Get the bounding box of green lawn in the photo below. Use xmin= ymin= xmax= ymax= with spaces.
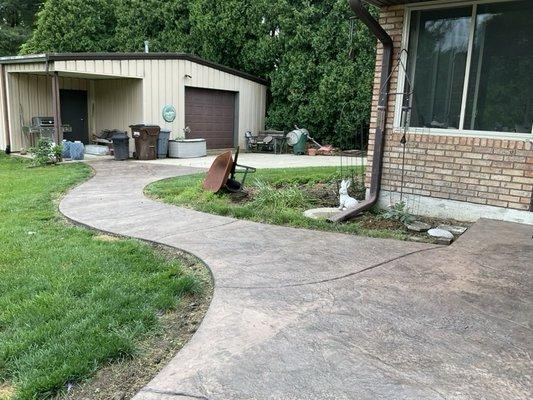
xmin=146 ymin=167 xmax=411 ymax=240
xmin=0 ymin=155 xmax=203 ymax=400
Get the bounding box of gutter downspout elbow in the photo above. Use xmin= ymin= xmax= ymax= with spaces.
xmin=329 ymin=0 xmax=393 ymax=223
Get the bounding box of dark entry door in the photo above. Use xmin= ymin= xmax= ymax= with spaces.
xmin=60 ymin=89 xmax=88 ymax=143
xmin=185 ymin=87 xmax=236 ymax=149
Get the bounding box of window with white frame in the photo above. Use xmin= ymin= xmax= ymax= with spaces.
xmin=403 ymin=0 xmax=532 ymax=135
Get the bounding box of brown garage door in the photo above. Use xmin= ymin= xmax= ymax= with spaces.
xmin=185 ymin=87 xmax=236 ymax=149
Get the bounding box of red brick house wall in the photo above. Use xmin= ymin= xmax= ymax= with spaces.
xmin=367 ymin=5 xmax=533 ymax=215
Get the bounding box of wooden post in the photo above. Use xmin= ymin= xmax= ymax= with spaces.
xmin=0 ymin=64 xmax=10 ymax=152
xmin=51 ymin=72 xmax=62 ymax=143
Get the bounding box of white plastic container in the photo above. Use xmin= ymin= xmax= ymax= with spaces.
xmin=168 ymin=139 xmax=207 ymax=158
xmin=84 ymin=144 xmax=110 ymax=156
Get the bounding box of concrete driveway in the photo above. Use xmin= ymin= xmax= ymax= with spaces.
xmin=59 ymin=160 xmax=532 ymax=400
xmin=136 ymin=152 xmax=366 ymax=169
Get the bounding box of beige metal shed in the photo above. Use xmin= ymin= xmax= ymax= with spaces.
xmin=0 ymin=53 xmax=268 ymax=152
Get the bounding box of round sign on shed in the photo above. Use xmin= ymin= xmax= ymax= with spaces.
xmin=162 ymin=104 xmax=176 ymax=122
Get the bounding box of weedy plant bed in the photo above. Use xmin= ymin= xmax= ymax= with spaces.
xmin=0 ymin=155 xmax=211 ymax=400
xmin=146 ymin=167 xmax=461 ymax=242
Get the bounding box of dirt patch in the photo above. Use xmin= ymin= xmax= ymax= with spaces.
xmin=93 ymin=234 xmax=120 ymax=242
xmin=0 ymin=383 xmax=15 ymax=400
xmin=57 ymin=246 xmax=213 ymax=400
xmin=304 ymin=182 xmax=339 ymax=206
xmin=357 ymin=214 xmax=404 ymax=230
xmin=232 ymin=180 xmax=364 ymax=208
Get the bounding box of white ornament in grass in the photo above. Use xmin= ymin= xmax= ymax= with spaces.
xmin=338 ymin=179 xmax=359 ymax=210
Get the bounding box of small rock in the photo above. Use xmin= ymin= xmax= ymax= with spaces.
xmin=437 ymin=224 xmax=467 ymax=235
xmin=428 ymin=228 xmax=454 ymax=240
xmin=405 ymin=220 xmax=431 ymax=232
xmin=435 ymin=237 xmax=453 ymax=245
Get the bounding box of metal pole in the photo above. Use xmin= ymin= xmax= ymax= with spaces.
xmin=0 ymin=64 xmax=11 ymax=153
xmin=51 ymin=72 xmax=62 ymax=143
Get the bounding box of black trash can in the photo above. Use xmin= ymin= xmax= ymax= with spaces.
xmin=111 ymin=131 xmax=130 ymax=161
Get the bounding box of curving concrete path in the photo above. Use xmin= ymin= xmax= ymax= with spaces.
xmin=60 ymin=159 xmax=532 ymax=400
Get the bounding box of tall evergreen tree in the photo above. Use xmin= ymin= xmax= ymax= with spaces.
xmin=21 ymin=0 xmax=118 ymax=53
xmin=186 ymin=0 xmax=282 ymax=77
xmin=266 ymin=0 xmax=376 ymax=147
xmin=20 ymin=0 xmax=376 ymax=147
xmin=0 ymin=0 xmax=41 ymax=55
xmin=113 ymin=0 xmax=191 ymax=52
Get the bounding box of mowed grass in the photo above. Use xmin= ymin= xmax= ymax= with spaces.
xmin=146 ymin=167 xmax=409 ymax=240
xmin=0 ymin=155 xmax=203 ymax=399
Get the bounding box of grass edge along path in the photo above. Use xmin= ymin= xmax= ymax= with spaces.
xmin=145 ymin=166 xmax=412 ymax=241
xmin=0 ymin=155 xmax=208 ymax=400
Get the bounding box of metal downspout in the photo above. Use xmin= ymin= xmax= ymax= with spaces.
xmin=329 ymin=0 xmax=393 ymax=222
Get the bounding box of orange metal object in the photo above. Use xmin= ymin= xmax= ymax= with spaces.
xmin=203 ymin=151 xmax=233 ymax=192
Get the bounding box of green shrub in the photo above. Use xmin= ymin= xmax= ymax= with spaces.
xmin=29 ymin=138 xmax=62 ymax=167
xmin=381 ymin=201 xmax=414 ymax=225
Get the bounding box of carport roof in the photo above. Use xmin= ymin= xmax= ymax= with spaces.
xmin=364 ymin=0 xmax=429 ymax=6
xmin=0 ymin=52 xmax=269 ymax=85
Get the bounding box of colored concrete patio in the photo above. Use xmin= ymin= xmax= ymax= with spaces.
xmin=59 ymin=160 xmax=532 ymax=400
xmin=138 ymin=152 xmax=366 ymax=169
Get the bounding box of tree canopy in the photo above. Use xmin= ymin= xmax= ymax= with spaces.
xmin=0 ymin=0 xmax=41 ymax=55
xmin=21 ymin=0 xmax=117 ymax=53
xmin=21 ymin=0 xmax=377 ymax=148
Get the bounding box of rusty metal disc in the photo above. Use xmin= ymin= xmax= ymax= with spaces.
xmin=203 ymin=151 xmax=233 ymax=192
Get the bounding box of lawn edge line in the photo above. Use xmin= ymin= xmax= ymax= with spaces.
xmin=54 ymin=163 xmax=216 ymax=398
xmin=142 ymin=172 xmax=429 ymax=244
xmin=52 ymin=161 xmax=97 ymax=214
xmin=59 ymin=208 xmax=217 ymax=388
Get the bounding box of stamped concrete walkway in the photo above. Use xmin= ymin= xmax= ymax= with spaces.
xmin=60 ymin=160 xmax=532 ymax=400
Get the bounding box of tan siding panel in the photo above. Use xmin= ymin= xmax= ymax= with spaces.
xmin=134 ymin=59 xmax=267 ymax=146
xmin=7 ymin=74 xmax=55 ymax=150
xmin=4 ymin=62 xmax=47 ymax=73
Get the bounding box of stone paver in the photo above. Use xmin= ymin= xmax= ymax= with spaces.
xmin=59 ymin=160 xmax=533 ymax=400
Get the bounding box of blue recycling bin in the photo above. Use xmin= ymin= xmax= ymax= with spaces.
xmin=61 ymin=140 xmax=72 ymax=159
xmin=70 ymin=141 xmax=84 ymax=160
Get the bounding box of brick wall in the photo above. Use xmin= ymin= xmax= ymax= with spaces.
xmin=367 ymin=6 xmax=533 ymax=212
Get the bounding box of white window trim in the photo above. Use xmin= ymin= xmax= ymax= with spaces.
xmin=393 ymin=0 xmax=533 ymax=140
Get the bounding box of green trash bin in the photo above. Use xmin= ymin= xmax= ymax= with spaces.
xmin=288 ymin=129 xmax=308 ymax=155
